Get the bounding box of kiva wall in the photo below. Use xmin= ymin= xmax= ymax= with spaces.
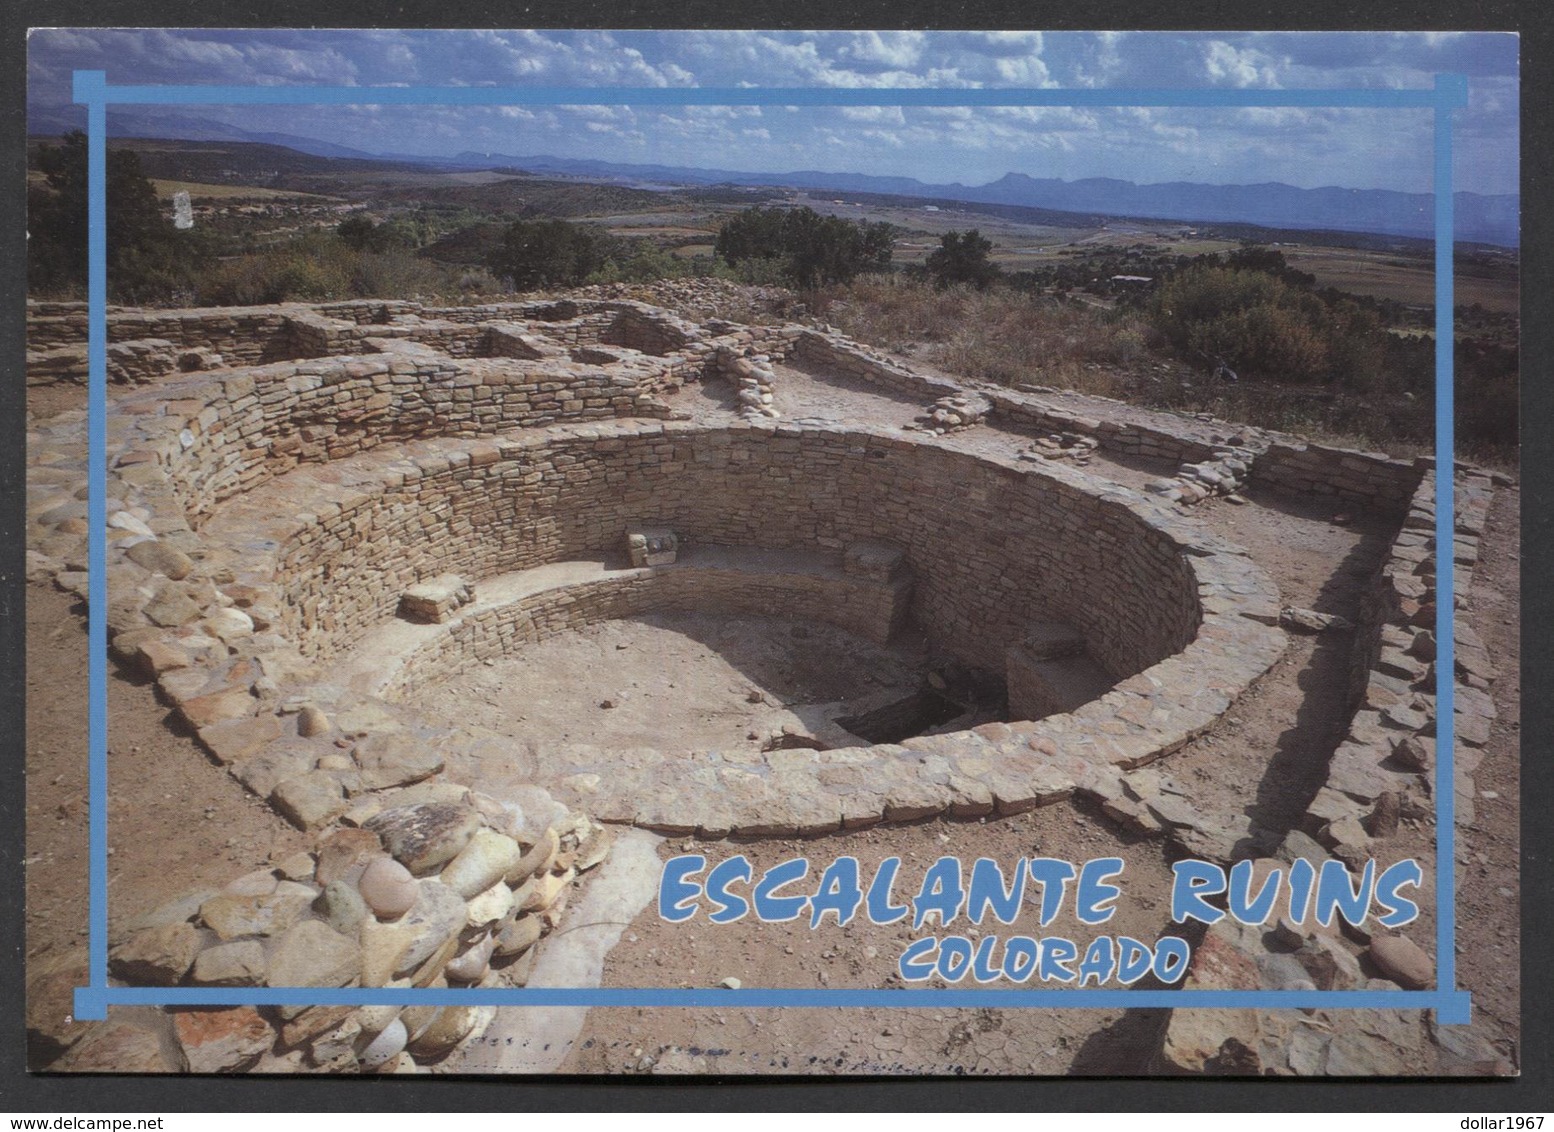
xmin=244 ymin=424 xmax=1202 ymax=681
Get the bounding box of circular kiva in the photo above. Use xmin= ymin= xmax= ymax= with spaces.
xmin=100 ymin=346 xmax=1284 ymax=836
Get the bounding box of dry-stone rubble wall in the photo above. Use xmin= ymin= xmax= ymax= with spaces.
xmin=1154 ymin=463 xmax=1503 ymax=1076
xmin=246 ymin=423 xmax=1205 ymax=672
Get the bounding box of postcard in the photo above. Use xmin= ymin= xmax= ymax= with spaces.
xmin=20 ymin=28 xmax=1523 ymax=1082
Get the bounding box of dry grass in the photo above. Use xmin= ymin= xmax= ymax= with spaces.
xmin=813 ymin=276 xmax=1152 ymax=399
xmin=1283 ymin=248 xmax=1519 ymax=315
xmin=808 ymin=276 xmax=1508 ymax=462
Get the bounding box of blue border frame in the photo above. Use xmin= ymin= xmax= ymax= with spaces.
xmin=68 ymin=69 xmax=1473 ymax=1026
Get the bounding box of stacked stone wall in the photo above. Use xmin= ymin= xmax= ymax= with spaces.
xmin=29 ymin=323 xmax=1287 ymax=841
xmin=1253 ymin=439 xmax=1421 ymax=508
xmin=31 ymin=306 xmax=298 ymax=363
xmin=789 ymin=331 xmax=962 ymax=400
xmin=1304 ymin=463 xmax=1498 ymax=856
xmin=1152 ymin=462 xmax=1500 ymax=1076
xmin=251 ymin=424 xmax=1202 ymax=679
xmin=314 ymin=300 xmax=418 ymax=324
xmin=775 ymin=325 xmax=1424 ymax=513
xmin=989 ymin=391 xmax=1222 ymax=465
xmin=26 ymin=296 xmax=1288 ymax=834
xmin=386 ymin=559 xmax=911 ymax=700
xmin=123 ymin=351 xmax=672 ymax=524
xmin=598 ymin=307 xmax=691 ymax=355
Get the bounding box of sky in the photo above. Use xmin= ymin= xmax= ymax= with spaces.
xmin=25 ymin=29 xmax=1521 ymax=196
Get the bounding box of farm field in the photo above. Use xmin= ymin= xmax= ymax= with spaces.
xmin=1282 ymin=245 xmax=1518 ymax=313
xmin=149 ymin=178 xmax=339 ymax=201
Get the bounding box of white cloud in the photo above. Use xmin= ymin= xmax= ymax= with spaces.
xmin=21 ymin=29 xmax=1519 ymax=195
xmin=840 ymin=32 xmax=925 ymax=69
xmin=840 ymin=106 xmax=906 ymax=125
xmin=855 ymin=127 xmax=907 ymax=148
xmin=992 ymin=55 xmax=1054 ymax=86
xmin=960 ymin=32 xmax=1044 ymax=57
xmin=1204 ymin=41 xmax=1281 ymax=88
xmin=242 ymin=42 xmax=359 ymax=84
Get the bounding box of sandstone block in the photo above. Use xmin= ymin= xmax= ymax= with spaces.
xmin=365 ymin=802 xmax=482 ymax=876
xmin=109 ymin=921 xmax=202 ymax=985
xmin=266 ymin=920 xmax=362 ymax=989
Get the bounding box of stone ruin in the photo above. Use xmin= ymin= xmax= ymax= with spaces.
xmin=24 ymin=290 xmax=1510 ymax=1075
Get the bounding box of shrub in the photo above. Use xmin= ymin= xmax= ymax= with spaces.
xmin=815 ymin=277 xmax=1145 ymax=395
xmin=714 ymin=206 xmax=893 ymax=289
xmin=336 ymin=214 xmax=382 ymax=252
xmin=196 ymin=237 xmax=351 ymax=304
xmin=925 ymin=230 xmax=1000 ymax=291
xmin=1149 ymin=264 xmax=1385 ymax=387
xmin=346 ymin=248 xmax=452 ymax=298
xmin=486 ymin=218 xmax=609 ymax=290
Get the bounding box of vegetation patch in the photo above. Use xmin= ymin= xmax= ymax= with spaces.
xmin=26 ymin=135 xmax=1517 ymax=461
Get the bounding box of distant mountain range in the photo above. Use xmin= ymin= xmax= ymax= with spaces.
xmin=28 ymin=105 xmax=1519 ymax=247
xmin=454 ymin=152 xmax=1519 ymax=248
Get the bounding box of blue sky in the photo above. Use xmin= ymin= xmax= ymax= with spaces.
xmin=26 ymin=30 xmax=1520 ymax=195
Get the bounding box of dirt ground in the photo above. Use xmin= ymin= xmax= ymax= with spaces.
xmin=413 ymin=612 xmax=929 ymax=755
xmin=563 ymin=804 xmax=1184 ymax=1075
xmin=22 ymin=352 xmax=1522 ymax=1076
xmin=24 ymin=583 xmax=313 ymax=1067
xmin=1453 ymin=484 xmax=1521 ymax=1039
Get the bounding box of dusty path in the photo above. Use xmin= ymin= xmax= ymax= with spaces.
xmin=562 ymin=802 xmax=1181 ymax=1076
xmin=24 ymin=582 xmax=311 ymax=1067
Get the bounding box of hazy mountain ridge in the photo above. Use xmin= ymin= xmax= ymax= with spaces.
xmin=457 ymin=152 xmax=1518 ymax=247
xmin=26 ymin=106 xmax=1518 ymax=247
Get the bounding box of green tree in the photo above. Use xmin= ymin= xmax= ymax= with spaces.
xmin=338 ymin=214 xmax=428 ymax=253
xmin=1224 ymin=244 xmax=1317 ymax=289
xmin=713 ymin=205 xmax=788 ymax=267
xmin=486 ymin=218 xmax=608 ymax=290
xmin=28 ymin=131 xmax=198 ymax=300
xmin=925 ymin=229 xmax=1000 ymax=290
xmin=714 ymin=205 xmax=894 ymax=289
xmin=336 ymin=214 xmax=384 ymax=252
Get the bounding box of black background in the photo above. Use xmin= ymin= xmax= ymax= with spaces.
xmin=1 ymin=0 xmax=1548 ymax=1113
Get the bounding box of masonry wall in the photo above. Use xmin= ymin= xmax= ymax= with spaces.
xmin=135 ymin=351 xmax=674 ymax=523
xmin=26 ymin=298 xmax=1430 ymax=518
xmin=788 ymin=331 xmax=959 ymax=400
xmin=784 ymin=329 xmax=1421 ymax=511
xmin=29 ymin=307 xmax=298 ymax=362
xmin=385 ymin=563 xmax=912 ymax=700
xmin=1252 ymin=439 xmax=1422 ymax=508
xmin=1346 ymin=473 xmax=1437 ymax=710
xmin=26 ymin=299 xmax=722 ymax=380
xmin=261 ymin=424 xmax=1203 ymax=682
xmin=989 ymin=392 xmax=1222 ymax=465
xmin=1299 ymin=462 xmax=1498 ymax=852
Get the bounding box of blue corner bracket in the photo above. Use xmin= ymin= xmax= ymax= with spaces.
xmin=69 ymin=69 xmax=1473 ymax=1026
